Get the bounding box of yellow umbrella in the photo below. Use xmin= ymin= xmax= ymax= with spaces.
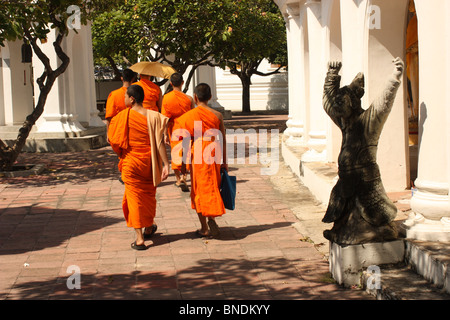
xmin=130 ymin=61 xmax=176 ymax=79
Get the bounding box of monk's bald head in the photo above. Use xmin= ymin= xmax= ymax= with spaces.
xmin=127 ymin=85 xmax=145 ymax=104
xmin=170 ymin=73 xmax=183 ymax=87
xmin=194 ymin=83 xmax=212 ymax=103
xmin=123 ymin=69 xmax=137 ymax=83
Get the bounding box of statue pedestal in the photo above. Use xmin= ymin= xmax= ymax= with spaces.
xmin=329 ymin=240 xmax=405 ymax=287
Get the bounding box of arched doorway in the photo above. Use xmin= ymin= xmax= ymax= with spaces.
xmin=406 ymin=0 xmax=419 ymax=184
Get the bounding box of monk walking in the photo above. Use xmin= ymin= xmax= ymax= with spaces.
xmin=161 ymin=73 xmax=195 ymax=191
xmin=105 ymin=68 xmax=137 ymax=141
xmin=173 ymin=83 xmax=227 ymax=237
xmin=109 ymin=85 xmax=170 ymax=250
xmin=134 ymin=74 xmax=162 ymax=112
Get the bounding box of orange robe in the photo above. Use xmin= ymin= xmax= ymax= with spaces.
xmin=134 ymin=79 xmax=161 ymax=112
xmin=105 ymin=87 xmax=127 ymax=120
xmin=161 ymin=90 xmax=192 ymax=171
xmin=108 ymin=108 xmax=156 ymax=228
xmin=173 ymin=106 xmax=225 ymax=217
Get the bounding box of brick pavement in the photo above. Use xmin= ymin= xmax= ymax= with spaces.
xmin=0 ymin=141 xmax=372 ymax=300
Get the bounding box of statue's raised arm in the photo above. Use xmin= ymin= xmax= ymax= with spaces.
xmin=323 ymin=61 xmax=343 ymax=126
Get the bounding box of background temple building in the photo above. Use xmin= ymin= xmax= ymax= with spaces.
xmin=275 ymin=0 xmax=450 ymax=242
xmin=0 ymin=23 xmax=105 ymax=152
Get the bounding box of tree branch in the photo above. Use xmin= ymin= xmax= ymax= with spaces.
xmin=254 ymin=64 xmax=284 ymax=77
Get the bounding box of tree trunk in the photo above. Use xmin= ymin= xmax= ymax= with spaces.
xmin=240 ymin=74 xmax=251 ymax=114
xmin=0 ymin=73 xmax=60 ymax=172
xmin=106 ymin=55 xmax=122 ymax=80
xmin=0 ymin=31 xmax=70 ymax=172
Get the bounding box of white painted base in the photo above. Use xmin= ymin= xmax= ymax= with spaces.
xmin=281 ymin=139 xmax=335 ymax=205
xmin=402 ymin=212 xmax=450 ymax=241
xmin=301 ymin=148 xmax=327 ymax=162
xmin=284 ymin=135 xmax=304 ymax=147
xmin=329 ymin=240 xmax=405 ymax=287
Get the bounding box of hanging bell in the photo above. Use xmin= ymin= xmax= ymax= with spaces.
xmin=21 ymin=42 xmax=32 ymax=63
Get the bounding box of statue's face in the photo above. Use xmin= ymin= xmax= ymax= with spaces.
xmin=334 ymin=94 xmax=353 ymax=118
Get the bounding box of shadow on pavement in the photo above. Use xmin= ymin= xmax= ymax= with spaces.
xmin=0 ymin=148 xmax=121 ymax=188
xmin=5 ymin=256 xmax=360 ymax=300
xmin=0 ymin=205 xmax=122 ymax=255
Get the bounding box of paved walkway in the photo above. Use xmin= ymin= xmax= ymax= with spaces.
xmin=0 ymin=116 xmax=373 ymax=301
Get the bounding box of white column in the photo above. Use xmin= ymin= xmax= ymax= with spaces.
xmin=195 ymin=65 xmax=222 ymax=110
xmin=322 ymin=0 xmax=343 ymax=162
xmin=365 ymin=0 xmax=410 ymax=191
xmin=339 ymin=0 xmax=368 ymax=86
xmin=303 ymin=0 xmax=327 ymax=161
xmin=283 ymin=3 xmax=305 ymax=146
xmin=404 ymin=0 xmax=450 ymax=241
xmin=62 ymin=31 xmax=86 ymax=136
xmin=34 ymin=32 xmax=68 ymax=137
xmin=84 ymin=22 xmax=105 ymax=127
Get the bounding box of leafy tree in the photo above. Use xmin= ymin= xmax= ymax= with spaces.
xmin=0 ymin=0 xmax=115 ymax=171
xmin=91 ymin=0 xmax=287 ymax=111
xmin=138 ymin=0 xmax=233 ymax=90
xmin=92 ymin=0 xmax=233 ymax=90
xmin=91 ymin=0 xmax=142 ymax=79
xmin=213 ymin=0 xmax=287 ymax=113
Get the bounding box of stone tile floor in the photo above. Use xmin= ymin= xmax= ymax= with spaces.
xmin=0 ymin=146 xmax=372 ymax=301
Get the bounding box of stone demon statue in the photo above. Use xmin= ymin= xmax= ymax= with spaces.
xmin=322 ymin=58 xmax=404 ymax=245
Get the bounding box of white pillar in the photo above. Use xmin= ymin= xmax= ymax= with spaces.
xmin=404 ymin=0 xmax=450 ymax=241
xmin=283 ymin=3 xmax=305 ymax=146
xmin=322 ymin=0 xmax=343 ymax=162
xmin=366 ymin=0 xmax=410 ymax=191
xmin=84 ymin=22 xmax=104 ymax=127
xmin=33 ymin=30 xmax=79 ymax=137
xmin=303 ymin=0 xmax=327 ymax=161
xmin=195 ymin=65 xmax=222 ymax=110
xmin=339 ymin=0 xmax=368 ymax=86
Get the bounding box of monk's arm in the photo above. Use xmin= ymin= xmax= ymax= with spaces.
xmin=157 ymin=91 xmax=163 ymax=112
xmin=159 ymin=122 xmax=170 ymax=181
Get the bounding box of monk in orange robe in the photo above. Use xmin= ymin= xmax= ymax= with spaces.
xmin=105 ymin=69 xmax=137 ymax=142
xmin=109 ymin=85 xmax=170 ymax=250
xmin=173 ymin=83 xmax=228 ymax=237
xmin=134 ymin=74 xmax=162 ymax=112
xmin=161 ymin=72 xmax=194 ymax=190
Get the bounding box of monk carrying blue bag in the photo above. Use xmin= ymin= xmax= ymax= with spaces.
xmin=220 ymin=168 xmax=236 ymax=210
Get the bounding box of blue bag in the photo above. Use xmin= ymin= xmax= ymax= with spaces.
xmin=220 ymin=168 xmax=236 ymax=210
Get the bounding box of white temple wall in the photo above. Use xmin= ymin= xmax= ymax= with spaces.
xmin=366 ymin=0 xmax=410 ymax=191
xmin=215 ymin=59 xmax=288 ymax=112
xmin=0 ymin=41 xmax=34 ymax=126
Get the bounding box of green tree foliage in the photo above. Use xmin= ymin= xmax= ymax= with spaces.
xmin=92 ymin=0 xmax=287 ymax=111
xmin=0 ymin=0 xmax=115 ymax=171
xmin=91 ymin=0 xmax=142 ymax=79
xmin=93 ymin=0 xmax=233 ymax=89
